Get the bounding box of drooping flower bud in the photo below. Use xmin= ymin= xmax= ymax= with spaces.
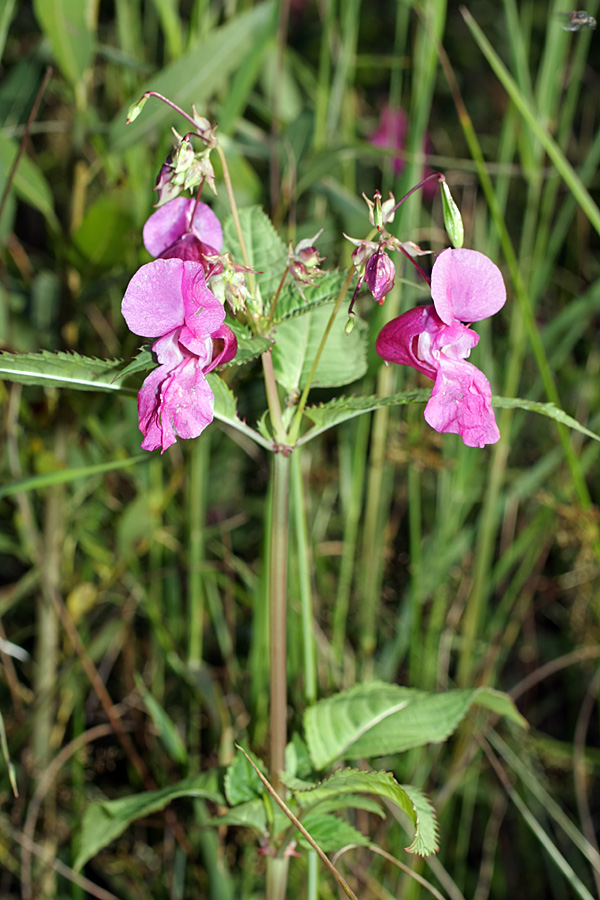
xmin=440 ymin=178 xmax=464 ymax=249
xmin=365 ymin=251 xmax=395 ymax=304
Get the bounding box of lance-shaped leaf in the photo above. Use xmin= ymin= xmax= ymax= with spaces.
xmin=0 ymin=351 xmax=130 ymax=392
xmin=304 ymin=681 xmax=527 ymax=771
xmin=290 ymin=767 xmax=438 ymax=856
xmin=75 ymin=772 xmax=224 ymax=871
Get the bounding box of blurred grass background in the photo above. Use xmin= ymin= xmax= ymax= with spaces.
xmin=1 ymin=1 xmax=600 ymax=898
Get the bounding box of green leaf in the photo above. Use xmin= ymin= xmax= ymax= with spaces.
xmin=32 ymin=0 xmax=94 ymax=87
xmin=0 ymin=132 xmax=58 ymax=228
xmin=0 ymin=455 xmax=148 ymax=501
xmin=208 ymin=798 xmax=267 ymax=833
xmin=301 ymin=389 xmax=430 ymax=440
xmin=291 ymin=767 xmax=438 ymax=856
xmin=274 ymin=270 xmax=350 ymax=322
xmin=224 ymin=747 xmax=265 ymax=806
xmin=300 ymin=391 xmax=600 ymax=445
xmin=71 ymin=189 xmax=136 ymax=268
xmin=0 ymin=0 xmax=17 ymax=63
xmin=109 ymin=3 xmax=276 ymax=151
xmin=284 ymin=733 xmax=313 ymax=780
xmin=297 ymin=811 xmax=369 ymax=853
xmin=0 ymin=351 xmax=130 ymax=392
xmin=111 ymin=347 xmax=155 ymax=383
xmin=223 ymin=206 xmax=287 ymax=304
xmin=271 ymin=302 xmax=367 ymax=392
xmin=226 ymin=319 xmax=272 ymax=366
xmin=134 ymin=674 xmax=188 ymax=766
xmin=75 ymin=772 xmax=224 ymax=871
xmin=491 ymin=395 xmax=600 ymax=442
xmin=304 ymin=682 xmax=527 ymax=771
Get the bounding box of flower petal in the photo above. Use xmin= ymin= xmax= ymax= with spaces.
xmin=375 ymin=306 xmax=439 ymax=379
xmin=424 ymin=356 xmax=500 ymax=448
xmin=122 ymin=259 xmax=187 ymax=337
xmin=431 ymin=248 xmax=506 ymax=325
xmin=138 ymin=358 xmax=215 ymax=453
xmin=143 ymin=197 xmax=223 ymax=258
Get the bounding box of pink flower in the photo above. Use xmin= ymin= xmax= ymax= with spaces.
xmin=376 ymin=248 xmax=506 ymax=448
xmin=122 ymin=258 xmax=237 ymax=452
xmin=370 ymin=106 xmax=436 ymax=198
xmin=143 ymin=196 xmax=223 ymax=265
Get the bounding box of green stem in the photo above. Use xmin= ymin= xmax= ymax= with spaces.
xmin=288 ymin=268 xmax=355 ymax=444
xmin=268 ymin=451 xmax=291 ymax=798
xmin=291 ymin=449 xmax=316 ymax=704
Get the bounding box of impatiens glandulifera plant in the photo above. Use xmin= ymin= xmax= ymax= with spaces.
xmin=8 ymin=89 xmax=600 ymax=900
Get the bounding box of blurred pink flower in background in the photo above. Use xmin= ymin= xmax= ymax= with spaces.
xmin=370 ymin=106 xmax=437 ymax=198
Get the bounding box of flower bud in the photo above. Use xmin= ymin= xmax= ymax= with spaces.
xmin=440 ymin=179 xmax=464 ymax=249
xmin=365 ymin=251 xmax=395 ymax=304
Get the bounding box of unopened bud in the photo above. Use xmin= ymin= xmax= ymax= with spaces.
xmin=365 ymin=251 xmax=395 ymax=304
xmin=345 ymin=313 xmax=356 ymax=335
xmin=440 ymin=179 xmax=464 ymax=249
xmin=126 ymin=94 xmax=149 ymax=124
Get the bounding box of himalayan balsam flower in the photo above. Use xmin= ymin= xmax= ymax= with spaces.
xmin=122 ymin=258 xmax=237 ymax=453
xmin=143 ymin=196 xmax=223 ymax=264
xmin=376 ymin=248 xmax=506 ymax=448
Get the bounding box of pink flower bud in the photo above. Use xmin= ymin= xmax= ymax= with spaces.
xmin=365 ymin=251 xmax=395 ymax=304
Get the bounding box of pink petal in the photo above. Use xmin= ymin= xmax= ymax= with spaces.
xmin=424 ymin=357 xmax=500 ymax=448
xmin=205 ymin=323 xmax=238 ymax=372
xmin=143 ymin=197 xmax=223 ymax=258
xmin=138 ymin=358 xmax=215 ymax=453
xmin=122 ymin=259 xmax=187 ymax=337
xmin=180 ymin=264 xmax=225 ymax=342
xmin=431 ymin=248 xmax=506 ymax=325
xmin=375 ymin=306 xmax=439 ymax=379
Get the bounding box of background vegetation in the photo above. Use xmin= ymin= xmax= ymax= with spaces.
xmin=1 ymin=1 xmax=599 ymax=898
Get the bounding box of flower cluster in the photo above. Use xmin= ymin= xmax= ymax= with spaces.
xmin=376 ymin=248 xmax=506 ymax=448
xmin=122 ymin=192 xmax=237 ymax=452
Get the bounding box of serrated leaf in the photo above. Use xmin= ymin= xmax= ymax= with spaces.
xmin=491 ymin=395 xmax=600 ymax=442
xmin=226 ymin=319 xmax=272 ymax=366
xmin=33 ymin=0 xmax=94 ymax=87
xmin=271 ymin=302 xmax=367 ymax=392
xmin=290 ymin=767 xmax=437 ymax=856
xmin=301 ymin=389 xmax=430 ymax=439
xmin=297 ymin=812 xmax=369 ymax=853
xmin=75 ymin=772 xmax=224 ymax=871
xmin=284 ymin=733 xmax=313 ymax=780
xmin=224 ymin=747 xmax=265 ymax=806
xmin=208 ymin=798 xmax=267 ymax=833
xmin=301 ymin=391 xmax=600 ymax=445
xmin=223 ymin=206 xmax=287 ymax=303
xmin=304 ymin=682 xmax=527 ymax=771
xmin=274 ymin=270 xmax=349 ymax=322
xmin=0 ymin=132 xmax=58 ymax=227
xmin=0 ymin=351 xmax=130 ymax=392
xmin=110 ymin=3 xmax=275 ymax=151
xmin=402 ymin=786 xmax=439 ymax=855
xmin=112 ymin=347 xmax=155 ymax=383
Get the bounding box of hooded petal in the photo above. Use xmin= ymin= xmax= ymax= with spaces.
xmin=138 ymin=357 xmax=215 ymax=453
xmin=424 ymin=356 xmax=500 ymax=448
xmin=431 ymin=248 xmax=506 ymax=325
xmin=376 ymin=305 xmax=439 ymax=379
xmin=143 ymin=197 xmax=223 ymax=258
